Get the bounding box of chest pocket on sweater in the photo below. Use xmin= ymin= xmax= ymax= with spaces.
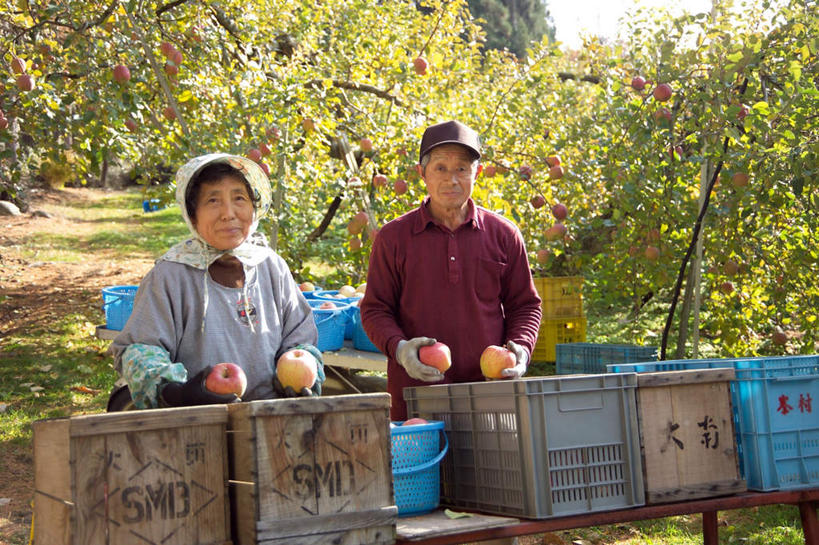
xmin=475 ymin=258 xmax=506 ymax=303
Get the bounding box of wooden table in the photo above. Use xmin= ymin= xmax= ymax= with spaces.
xmin=395 ymin=489 xmax=819 ymax=544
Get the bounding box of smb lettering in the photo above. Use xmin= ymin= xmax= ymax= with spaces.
xmin=293 ymin=460 xmax=357 ymax=499
xmin=121 ymin=481 xmax=191 ymax=523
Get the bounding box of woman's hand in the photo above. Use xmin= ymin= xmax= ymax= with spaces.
xmin=159 ymin=367 xmax=240 ymax=407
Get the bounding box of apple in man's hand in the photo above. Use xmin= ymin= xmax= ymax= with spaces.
xmin=205 ymin=363 xmax=247 ymax=397
xmin=419 ymin=342 xmax=452 ymax=372
xmin=276 ymin=349 xmax=319 ymax=391
xmin=480 ymin=345 xmax=516 ymax=379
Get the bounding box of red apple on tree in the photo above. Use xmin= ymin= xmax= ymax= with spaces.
xmin=259 ymin=162 xmax=270 ymax=176
xmin=737 ymin=104 xmax=750 ymax=120
xmin=349 ymin=237 xmax=362 ymax=251
xmin=373 ymin=173 xmax=388 ymax=188
xmin=162 ymin=106 xmax=176 ymax=121
xmin=205 ymin=362 xmax=248 ymax=397
xmin=772 ymin=327 xmax=787 ymax=346
xmin=393 ymin=178 xmax=408 ymax=195
xmin=519 ymin=164 xmax=533 ymax=180
xmin=654 ymin=108 xmax=672 ymax=124
xmin=631 ymin=76 xmax=646 ymax=91
xmin=548 ymin=165 xmax=564 ymax=180
xmin=302 ymin=117 xmax=315 ymax=132
xmin=731 ymin=172 xmax=749 ymax=188
xmin=267 ymin=126 xmax=281 ymax=140
xmin=551 ymin=202 xmax=568 ymax=220
xmin=530 ymin=195 xmax=546 ymax=209
xmin=164 ymin=62 xmax=178 ymax=77
xmin=259 ymin=143 xmax=272 ymax=156
xmin=413 ymin=56 xmax=428 ymax=75
xmin=124 ymin=118 xmax=138 ymax=133
xmin=544 ymin=222 xmax=567 ymax=241
xmin=0 ymin=117 xmax=8 ymax=130
xmin=112 ymin=64 xmax=131 ymax=84
xmin=645 ymin=245 xmax=660 ymax=261
xmin=653 ymin=83 xmax=672 ymax=102
xmin=247 ymin=148 xmax=263 ymax=163
xmin=16 ymin=74 xmax=34 ymax=92
xmin=359 ymin=137 xmax=373 ymax=152
xmin=11 ymin=57 xmax=26 ymax=75
xmin=723 ymin=259 xmax=739 ymax=276
xmin=169 ymin=49 xmax=183 ymax=66
xmin=480 ymin=345 xmax=516 ymax=379
xmin=546 ymin=155 xmax=561 ymax=167
xmin=276 ymin=349 xmax=319 ymax=391
xmin=535 ymin=248 xmax=550 ymax=264
xmin=419 ymin=341 xmax=452 ymax=372
xmin=720 ymin=281 xmax=735 ymax=295
xmin=483 ymin=165 xmax=497 ymax=177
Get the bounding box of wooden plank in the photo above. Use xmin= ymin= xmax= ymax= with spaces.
xmin=70 ymin=418 xmax=229 ymax=545
xmin=323 ymin=344 xmax=387 ymax=373
xmin=245 ymin=393 xmax=390 ymax=417
xmin=636 ymin=368 xmax=735 ymax=388
xmin=69 ymin=405 xmax=228 ymax=436
xmin=646 ymin=480 xmax=747 ymax=504
xmin=228 ymin=403 xmax=259 ymax=545
xmin=396 ymin=509 xmax=519 ymax=541
xmin=33 ymin=419 xmax=73 ymax=545
xmin=799 ymin=500 xmax=818 ymax=545
xmin=256 ymin=506 xmax=397 ymax=539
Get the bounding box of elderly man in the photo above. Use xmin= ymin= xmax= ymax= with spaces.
xmin=360 ymin=120 xmax=542 ymax=420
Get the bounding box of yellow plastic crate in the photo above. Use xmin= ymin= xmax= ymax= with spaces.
xmin=533 ymin=276 xmax=584 ymax=319
xmin=532 ymin=316 xmax=587 ymax=362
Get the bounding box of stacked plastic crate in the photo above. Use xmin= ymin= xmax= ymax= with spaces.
xmin=532 ymin=276 xmax=586 ymax=362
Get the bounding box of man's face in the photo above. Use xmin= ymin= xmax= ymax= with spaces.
xmin=417 ymin=144 xmax=481 ymax=211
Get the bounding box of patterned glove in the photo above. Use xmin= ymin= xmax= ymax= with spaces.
xmin=501 ymin=340 xmax=528 ymax=379
xmin=273 ymin=344 xmax=326 ymax=397
xmin=396 ymin=337 xmax=444 ymax=382
xmin=159 ymin=367 xmax=239 ymax=407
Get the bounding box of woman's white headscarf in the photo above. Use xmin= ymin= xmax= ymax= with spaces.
xmin=160 ymin=153 xmax=274 ymax=332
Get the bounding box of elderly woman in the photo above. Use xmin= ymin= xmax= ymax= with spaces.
xmin=111 ymin=153 xmax=323 ymax=408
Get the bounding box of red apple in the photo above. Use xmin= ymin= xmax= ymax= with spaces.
xmin=418 ymin=341 xmax=452 ymax=372
xmin=548 ymin=165 xmax=564 ymax=180
xmin=124 ymin=118 xmax=138 ymax=133
xmin=413 ymin=56 xmax=428 ymax=75
xmin=536 ymin=248 xmax=550 ymax=264
xmin=0 ymin=117 xmax=8 ymax=130
xmin=720 ymin=281 xmax=734 ymax=295
xmin=519 ymin=164 xmax=533 ymax=180
xmin=546 ymin=155 xmax=561 ymax=167
xmin=551 ymin=203 xmax=568 ymax=220
xmin=483 ymin=165 xmax=497 ymax=177
xmin=163 ymin=62 xmax=178 ymax=77
xmin=267 ymin=126 xmax=281 ymax=140
xmin=353 ymin=211 xmax=369 ymax=224
xmin=403 ymin=418 xmax=429 ymax=426
xmin=16 ymin=74 xmax=34 ymax=92
xmin=647 ymin=228 xmax=661 ymax=242
xmin=349 ymin=236 xmax=362 ymax=251
xmin=319 ymin=301 xmax=337 ymax=309
xmin=772 ymin=327 xmax=787 ymax=346
xmin=247 ymin=148 xmax=263 ymax=163
xmin=653 ymin=83 xmax=672 ymax=102
xmin=259 ymin=142 xmax=272 ymax=156
xmin=276 ymin=349 xmax=318 ymax=391
xmin=530 ymin=195 xmax=546 ymax=209
xmin=169 ymin=49 xmax=183 ymax=66
xmin=162 ymin=106 xmax=176 ymax=121
xmin=302 ymin=117 xmax=315 ymax=132
xmin=393 ymin=178 xmax=408 ymax=195
xmin=160 ymin=41 xmax=174 ymax=57
xmin=654 ymin=108 xmax=672 ymax=124
xmin=737 ymin=104 xmax=750 ymax=121
xmin=259 ymin=162 xmax=270 ymax=176
xmin=645 ymin=245 xmax=660 ymax=261
xmin=479 ymin=345 xmax=516 ymax=379
xmin=205 ymin=362 xmax=247 ymax=397
xmin=299 ymin=281 xmax=315 ymax=291
xmin=731 ymin=172 xmax=749 ymax=188
xmin=723 ymin=259 xmax=739 ymax=276
xmin=11 ymin=57 xmax=26 ymax=75
xmin=347 ymin=219 xmax=365 ymax=235
xmin=112 ymin=64 xmax=131 ymax=84
xmin=544 ymin=223 xmax=567 ymax=241
xmin=631 ymin=76 xmax=646 ymax=91
xmin=373 ymin=174 xmax=388 ymax=188
xmin=360 ymin=137 xmax=373 ymax=152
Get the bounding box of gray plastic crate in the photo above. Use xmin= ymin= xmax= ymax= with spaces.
xmin=404 ymin=374 xmax=645 ymax=518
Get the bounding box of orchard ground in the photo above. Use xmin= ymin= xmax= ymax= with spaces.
xmin=0 ymin=187 xmax=807 ymax=545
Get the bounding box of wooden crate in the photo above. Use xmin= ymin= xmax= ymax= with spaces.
xmin=228 ymin=394 xmax=396 ymax=544
xmin=636 ymin=369 xmax=746 ymax=504
xmin=33 ymin=406 xmax=231 ymax=545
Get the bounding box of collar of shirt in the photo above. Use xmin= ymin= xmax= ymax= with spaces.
xmin=413 ymin=197 xmax=484 ymax=234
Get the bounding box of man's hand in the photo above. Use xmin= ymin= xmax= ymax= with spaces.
xmin=501 ymin=340 xmax=528 ymax=379
xmin=396 ymin=337 xmax=444 ymax=382
xmin=160 ymin=367 xmax=240 ymax=407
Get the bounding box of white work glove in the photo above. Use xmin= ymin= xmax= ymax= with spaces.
xmin=396 ymin=337 xmax=445 ymax=382
xmin=502 ymin=340 xmax=528 ymax=379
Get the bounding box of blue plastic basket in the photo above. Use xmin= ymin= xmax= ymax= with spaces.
xmin=608 ymin=355 xmax=819 ymax=491
xmin=312 ymin=290 xmax=363 ymax=339
xmin=391 ymin=420 xmax=449 ymax=516
xmin=101 ymin=285 xmax=138 ymax=330
xmin=350 ymin=305 xmax=380 ymax=353
xmin=142 ymin=198 xmax=164 ymax=212
xmin=307 ymin=299 xmax=349 ymax=351
xmin=556 ymin=342 xmax=658 ymax=374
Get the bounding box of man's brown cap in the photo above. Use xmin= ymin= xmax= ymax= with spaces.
xmin=418 ymin=120 xmax=481 ymax=163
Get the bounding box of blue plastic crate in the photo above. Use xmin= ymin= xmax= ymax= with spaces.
xmin=142 ymin=198 xmax=164 ymax=212
xmin=312 ymin=290 xmax=363 ymax=339
xmin=101 ymin=285 xmax=138 ymax=330
xmin=556 ymin=343 xmax=658 ymax=374
xmin=350 ymin=305 xmax=380 ymax=353
xmin=307 ymin=299 xmax=350 ymax=351
xmin=608 ymin=355 xmax=819 ymax=491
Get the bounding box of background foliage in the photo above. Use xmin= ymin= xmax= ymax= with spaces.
xmin=1 ymin=0 xmax=817 ymax=358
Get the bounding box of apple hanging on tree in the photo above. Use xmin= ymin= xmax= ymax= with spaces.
xmin=645 ymin=245 xmax=660 ymax=261
xmin=393 ymin=179 xmax=408 ymax=195
xmin=544 ymin=222 xmax=567 ymax=241
xmin=162 ymin=106 xmax=176 ymax=121
xmin=653 ymin=83 xmax=673 ymax=102
xmin=483 ymin=165 xmax=497 ymax=177
xmin=631 ymin=76 xmax=646 ymax=91
xmin=551 ymin=202 xmax=568 ymax=220
xmin=11 ymin=57 xmax=26 ymax=75
xmin=535 ymin=248 xmax=550 ymax=264
xmin=124 ymin=118 xmax=138 ymax=133
xmin=373 ymin=174 xmax=388 ymax=188
xmin=413 ymin=56 xmax=428 ymax=75
xmin=112 ymin=64 xmax=131 ymax=84
xmin=548 ymin=165 xmax=564 ymax=180
xmin=16 ymin=74 xmax=34 ymax=92
xmin=360 ymin=137 xmax=373 ymax=152
xmin=349 ymin=236 xmax=362 ymax=251
xmin=530 ymin=195 xmax=546 ymax=209
xmin=247 ymin=148 xmax=263 ymax=163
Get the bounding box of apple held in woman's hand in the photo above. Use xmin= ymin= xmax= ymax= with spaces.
xmin=276 ymin=349 xmax=318 ymax=391
xmin=205 ymin=363 xmax=248 ymax=397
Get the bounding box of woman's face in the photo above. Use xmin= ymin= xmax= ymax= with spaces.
xmin=192 ymin=176 xmax=255 ymax=250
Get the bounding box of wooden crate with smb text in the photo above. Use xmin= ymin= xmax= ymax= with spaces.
xmin=32 ymin=406 xmax=231 ymax=545
xmin=227 ymin=394 xmax=396 ymax=545
xmin=636 ymin=369 xmax=746 ymax=504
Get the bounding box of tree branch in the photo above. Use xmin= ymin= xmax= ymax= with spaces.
xmin=305 ymin=196 xmax=342 ymax=243
xmin=156 ymin=0 xmax=191 ymax=17
xmin=305 ymin=79 xmax=405 ymax=107
xmin=556 ymin=71 xmax=601 ymax=84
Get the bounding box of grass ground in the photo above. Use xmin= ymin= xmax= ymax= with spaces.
xmin=0 ymin=186 xmax=809 ymax=544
